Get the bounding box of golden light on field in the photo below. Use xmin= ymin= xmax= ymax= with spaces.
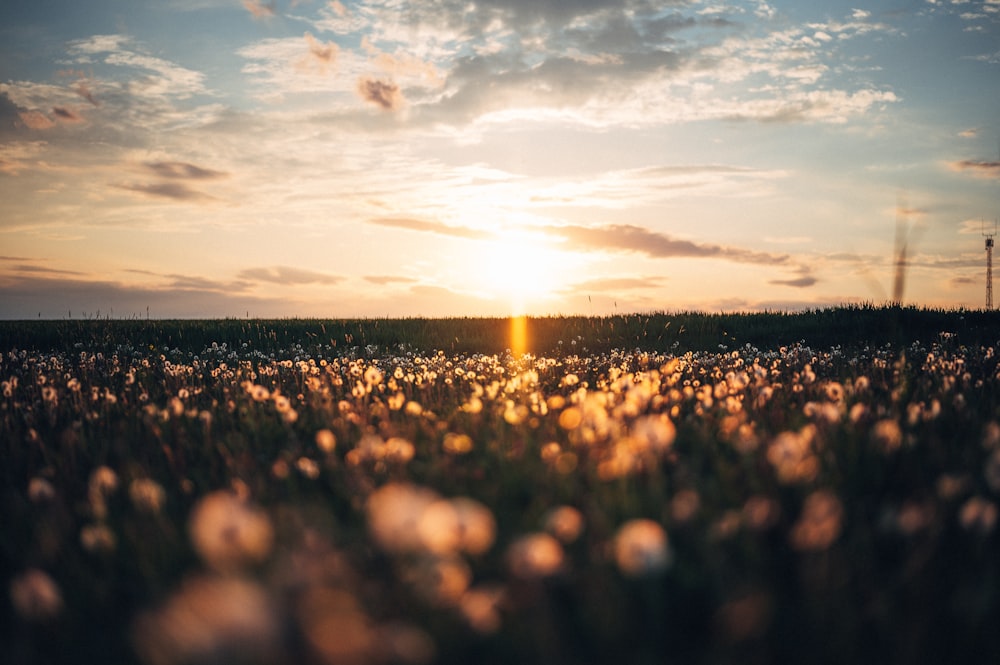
xmin=510 ymin=315 xmax=528 ymax=357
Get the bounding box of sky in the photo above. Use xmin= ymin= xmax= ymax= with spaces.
xmin=1 ymin=0 xmax=999 ymax=319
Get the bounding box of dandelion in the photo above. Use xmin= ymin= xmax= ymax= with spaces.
xmin=558 ymin=406 xmax=583 ymax=431
xmin=506 ymin=533 xmax=564 ymax=579
xmin=613 ymin=519 xmax=671 ymax=577
xmin=188 ymin=490 xmax=274 ymax=572
xmin=442 ymin=432 xmax=473 ymax=455
xmin=767 ymin=426 xmax=819 ymax=484
xmin=80 ymin=523 xmax=117 ymax=553
xmin=384 ymin=436 xmax=416 ymax=464
xmin=823 ymin=381 xmax=844 ymax=403
xmin=540 ymin=441 xmax=562 ymax=463
xmin=631 ymin=413 xmax=676 ymax=455
xmin=133 ymin=575 xmax=279 ymax=665
xmin=315 ymin=428 xmax=337 ymax=454
xmin=249 ymin=384 xmax=270 ymax=402
xmin=296 ymin=587 xmax=375 ymax=665
xmin=543 ymin=506 xmax=584 ymax=544
xmin=404 ymin=555 xmax=472 ymax=606
xmin=376 ymin=622 xmax=437 ymax=665
xmin=9 ymin=569 xmax=63 ymax=621
xmin=872 ymin=418 xmax=903 ymax=453
xmin=984 ymin=448 xmax=1000 ymax=493
xmin=893 ymin=501 xmax=933 ymax=536
xmin=416 ymin=499 xmax=462 ymax=555
xmin=364 ymin=365 xmax=383 ymax=387
xmin=459 ymin=585 xmax=505 ymax=635
xmin=790 ymin=489 xmax=844 ymax=551
xmin=129 ymin=478 xmax=166 ymax=514
xmin=936 ymin=473 xmax=970 ymax=500
xmin=982 ymin=421 xmax=1000 ymax=449
xmin=959 ymin=496 xmax=998 ymax=534
xmin=671 ymin=489 xmax=701 ymax=524
xmin=714 ymin=592 xmax=772 ymax=644
xmin=367 ymin=483 xmax=440 ymax=554
xmin=27 ymin=477 xmax=56 ymax=503
xmin=297 ymin=456 xmax=321 ymax=479
xmin=742 ymin=495 xmax=780 ymax=531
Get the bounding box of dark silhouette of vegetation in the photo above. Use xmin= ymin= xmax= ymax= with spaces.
xmin=2 ymin=305 xmax=998 ymax=356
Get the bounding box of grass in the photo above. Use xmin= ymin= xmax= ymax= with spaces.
xmin=2 ymin=305 xmax=1000 ymax=665
xmin=2 ymin=304 xmax=998 ymax=355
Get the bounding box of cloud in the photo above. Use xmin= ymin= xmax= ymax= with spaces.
xmin=114 ymin=182 xmax=216 ymax=202
xmin=143 ymin=161 xmax=227 ymax=180
xmin=18 ymin=110 xmax=55 ymax=130
xmin=237 ymin=266 xmax=345 ymax=285
xmin=74 ymin=81 xmax=100 ymax=107
xmin=544 ymin=223 xmax=789 ymax=265
xmin=563 ymin=276 xmax=666 ymax=293
xmin=51 ymin=107 xmax=84 ymax=123
xmin=303 ymin=32 xmax=339 ymax=73
xmin=364 ymin=275 xmax=420 ymax=285
xmin=0 ymin=274 xmax=290 ymax=319
xmin=123 ymin=268 xmax=252 ymax=292
xmin=950 ymin=159 xmax=1000 ymax=178
xmin=960 ymin=219 xmax=999 ymax=235
xmin=243 ymin=0 xmax=276 ymax=19
xmin=368 ymin=216 xmax=787 ymax=266
xmin=67 ymin=35 xmax=208 ymax=100
xmin=368 ymin=217 xmax=493 ymax=240
xmin=357 ymin=77 xmax=403 ymax=110
xmin=8 ymin=264 xmax=87 ymax=277
xmin=769 ymin=275 xmax=818 ymax=288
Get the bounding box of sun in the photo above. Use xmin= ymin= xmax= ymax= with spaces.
xmin=475 ymin=231 xmax=571 ymax=315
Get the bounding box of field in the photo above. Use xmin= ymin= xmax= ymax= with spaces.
xmin=3 ymin=306 xmax=1000 ymax=665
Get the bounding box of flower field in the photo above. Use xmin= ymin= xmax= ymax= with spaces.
xmin=3 ymin=309 xmax=1000 ymax=664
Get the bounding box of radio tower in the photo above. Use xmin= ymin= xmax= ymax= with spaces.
xmin=986 ymin=221 xmax=996 ymax=310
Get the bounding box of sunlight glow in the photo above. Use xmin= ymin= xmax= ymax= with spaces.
xmin=473 ymin=231 xmax=572 ymax=315
xmin=510 ymin=315 xmax=528 ymax=357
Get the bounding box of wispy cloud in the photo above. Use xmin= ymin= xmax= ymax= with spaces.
xmin=563 ymin=276 xmax=666 ymax=293
xmin=243 ymin=0 xmax=276 ymax=19
xmin=114 ymin=182 xmax=217 ymax=202
xmin=68 ymin=35 xmax=208 ymax=100
xmin=51 ymin=107 xmax=85 ymax=123
xmin=142 ymin=161 xmax=227 ymax=180
xmin=303 ymin=32 xmax=339 ymax=73
xmin=950 ymin=159 xmax=1000 ymax=178
xmin=364 ymin=275 xmax=419 ymax=285
xmin=238 ymin=266 xmax=344 ymax=285
xmin=769 ymin=274 xmax=819 ymax=288
xmin=9 ymin=263 xmax=87 ymax=277
xmin=544 ymin=223 xmax=789 ymax=265
xmin=368 ymin=217 xmax=493 ymax=240
xmin=0 ymin=274 xmax=289 ymax=319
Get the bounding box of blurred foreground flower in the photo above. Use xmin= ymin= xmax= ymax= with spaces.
xmin=790 ymin=490 xmax=844 ymax=551
xmin=130 ymin=478 xmax=166 ymax=514
xmin=10 ymin=569 xmax=63 ymax=621
xmin=133 ymin=576 xmax=280 ymax=665
xmin=367 ymin=483 xmax=495 ymax=557
xmin=506 ymin=533 xmax=565 ymax=578
xmin=613 ymin=519 xmax=672 ymax=577
xmin=189 ymin=491 xmax=274 ymax=572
